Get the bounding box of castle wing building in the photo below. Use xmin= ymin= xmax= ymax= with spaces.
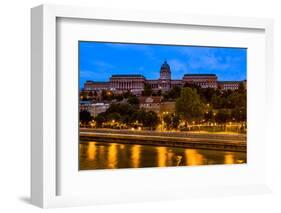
xmin=83 ymin=60 xmax=245 ymax=93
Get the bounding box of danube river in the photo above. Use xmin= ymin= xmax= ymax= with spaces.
xmin=79 ymin=141 xmax=246 ymax=170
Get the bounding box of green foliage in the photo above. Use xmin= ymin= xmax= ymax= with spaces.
xmin=211 ymin=90 xmax=246 ymax=109
xmin=94 ymin=112 xmax=107 ymax=127
xmin=123 ymin=90 xmax=132 ymax=99
xmin=199 ymin=88 xmax=216 ymax=103
xmin=215 ymin=109 xmax=231 ymax=123
xmin=211 ymin=94 xmax=223 ymax=108
xmin=157 ymin=90 xmax=162 ymax=96
xmin=101 ymin=90 xmax=113 ymax=101
xmin=142 ymin=83 xmax=152 ymax=96
xmin=93 ymin=103 xmax=159 ymax=129
xmin=80 ymin=110 xmax=92 ymax=125
xmin=127 ymin=95 xmax=139 ymax=105
xmin=231 ymin=107 xmax=246 ymax=122
xmin=175 ymin=87 xmax=205 ymax=122
xmin=183 ymin=82 xmax=201 ymax=91
xmin=204 ymin=110 xmax=215 ymax=122
xmin=114 ymin=94 xmax=124 ymax=102
xmin=142 ymin=111 xmax=159 ymax=130
xmin=162 ymin=86 xmax=181 ymax=100
xmin=163 ymin=113 xmax=181 ymax=130
xmin=131 ymin=109 xmax=159 ymax=129
xmin=238 ymin=82 xmax=246 ymax=93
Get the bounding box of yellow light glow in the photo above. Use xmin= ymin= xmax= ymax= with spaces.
xmin=107 ymin=144 xmax=118 ymax=169
xmin=185 ymin=149 xmax=204 ymax=166
xmin=87 ymin=142 xmax=96 ymax=161
xmin=157 ymin=147 xmax=167 ymax=167
xmin=131 ymin=145 xmax=141 ymax=168
xmin=224 ymin=153 xmax=234 ymax=164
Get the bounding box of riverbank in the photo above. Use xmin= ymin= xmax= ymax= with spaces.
xmin=80 ymin=128 xmax=246 ymax=152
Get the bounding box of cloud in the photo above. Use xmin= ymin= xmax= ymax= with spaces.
xmin=169 ymin=59 xmax=188 ymax=72
xmin=177 ymin=47 xmax=243 ymax=73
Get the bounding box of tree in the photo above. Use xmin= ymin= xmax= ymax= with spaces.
xmin=157 ymin=89 xmax=162 ymax=96
xmin=200 ymin=88 xmax=216 ymax=103
xmin=101 ymin=90 xmax=113 ymax=101
xmin=231 ymin=107 xmax=246 ymax=122
xmin=211 ymin=93 xmax=224 ymax=109
xmin=163 ymin=113 xmax=172 ymax=130
xmin=162 ymin=86 xmax=182 ymax=100
xmin=238 ymin=82 xmax=246 ymax=93
xmin=163 ymin=113 xmax=180 ymax=130
xmin=171 ymin=114 xmax=181 ymax=129
xmin=127 ymin=95 xmax=139 ymax=106
xmin=114 ymin=94 xmax=124 ymax=102
xmin=88 ymin=91 xmax=93 ymax=99
xmin=224 ymin=92 xmax=246 ymax=109
xmin=168 ymin=86 xmax=181 ymax=99
xmin=93 ymin=90 xmax=98 ymax=97
xmin=107 ymin=112 xmax=122 ymax=122
xmin=215 ymin=109 xmax=231 ymax=123
xmin=123 ymin=90 xmax=132 ymax=98
xmin=131 ymin=109 xmax=159 ymax=130
xmin=80 ymin=110 xmax=92 ymax=125
xmin=204 ymin=110 xmax=215 ymax=122
xmin=183 ymin=82 xmax=201 ymax=91
xmin=175 ymin=87 xmax=204 ymax=123
xmin=94 ymin=112 xmax=107 ymax=127
xmin=143 ymin=111 xmax=159 ymax=130
xmin=142 ymin=83 xmax=152 ymax=96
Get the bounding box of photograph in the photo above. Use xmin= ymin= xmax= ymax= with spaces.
xmin=78 ymin=41 xmax=247 ymax=170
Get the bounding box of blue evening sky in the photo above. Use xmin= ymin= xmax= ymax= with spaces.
xmin=79 ymin=41 xmax=247 ymax=87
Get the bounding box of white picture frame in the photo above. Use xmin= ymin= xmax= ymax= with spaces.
xmin=31 ymin=4 xmax=274 ymax=208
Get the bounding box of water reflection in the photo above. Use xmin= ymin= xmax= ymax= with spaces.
xmin=185 ymin=149 xmax=204 ymax=166
xmin=108 ymin=144 xmax=118 ymax=169
xmin=80 ymin=141 xmax=246 ymax=170
xmin=224 ymin=153 xmax=234 ymax=164
xmin=87 ymin=142 xmax=96 ymax=161
xmin=157 ymin=147 xmax=167 ymax=167
xmin=131 ymin=145 xmax=141 ymax=168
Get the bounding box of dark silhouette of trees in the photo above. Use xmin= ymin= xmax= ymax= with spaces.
xmin=176 ymin=87 xmax=204 ymax=123
xmin=142 ymin=83 xmax=152 ymax=96
xmin=163 ymin=113 xmax=181 ymax=130
xmin=215 ymin=109 xmax=231 ymax=123
xmin=127 ymin=95 xmax=140 ymax=106
xmin=80 ymin=110 xmax=92 ymax=125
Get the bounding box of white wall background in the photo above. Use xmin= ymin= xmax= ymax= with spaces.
xmin=0 ymin=0 xmax=280 ymax=212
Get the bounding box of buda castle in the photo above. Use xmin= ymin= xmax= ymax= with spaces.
xmin=83 ymin=60 xmax=245 ymax=94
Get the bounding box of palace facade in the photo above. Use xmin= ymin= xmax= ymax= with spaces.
xmin=83 ymin=60 xmax=245 ymax=94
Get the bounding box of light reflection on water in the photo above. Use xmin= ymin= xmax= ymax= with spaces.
xmin=79 ymin=141 xmax=246 ymax=170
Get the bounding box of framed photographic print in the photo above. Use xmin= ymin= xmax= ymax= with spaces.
xmin=31 ymin=4 xmax=274 ymax=208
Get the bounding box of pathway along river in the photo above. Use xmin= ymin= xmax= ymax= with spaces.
xmin=79 ymin=141 xmax=246 ymax=170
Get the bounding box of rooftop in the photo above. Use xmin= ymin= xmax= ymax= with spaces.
xmin=218 ymin=81 xmax=242 ymax=84
xmin=139 ymin=96 xmax=161 ymax=104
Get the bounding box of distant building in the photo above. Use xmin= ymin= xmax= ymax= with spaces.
xmin=218 ymin=81 xmax=244 ymax=91
xmin=80 ymin=101 xmax=110 ymax=117
xmin=159 ymin=101 xmax=176 ymax=115
xmin=182 ymin=74 xmax=218 ymax=88
xmin=84 ymin=81 xmax=109 ymax=91
xmin=139 ymin=96 xmax=161 ymax=114
xmin=83 ymin=60 xmax=245 ymax=93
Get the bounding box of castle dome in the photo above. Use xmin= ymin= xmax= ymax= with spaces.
xmin=160 ymin=60 xmax=171 ymax=80
xmin=161 ymin=60 xmax=170 ymax=70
